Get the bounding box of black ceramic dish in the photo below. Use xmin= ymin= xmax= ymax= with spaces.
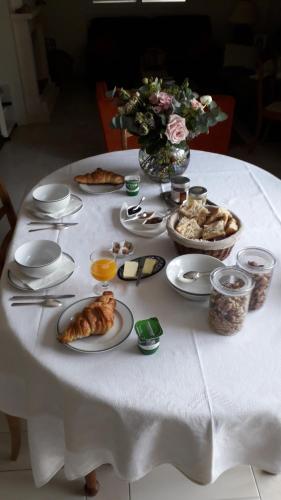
xmin=118 ymin=255 xmax=166 ymax=281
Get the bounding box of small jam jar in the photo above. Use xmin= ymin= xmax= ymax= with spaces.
xmin=236 ymin=247 xmax=276 ymax=311
xmin=189 ymin=186 xmax=208 ymax=205
xmin=170 ymin=176 xmax=190 ymax=204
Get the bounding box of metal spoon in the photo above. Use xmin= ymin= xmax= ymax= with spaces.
xmin=183 ymin=270 xmax=211 ymax=281
xmin=11 ymin=298 xmax=63 ymax=307
xmin=123 ymin=212 xmax=152 ymax=223
xmin=29 ymin=223 xmax=76 ymax=232
xmin=127 ymin=196 xmax=145 ymax=216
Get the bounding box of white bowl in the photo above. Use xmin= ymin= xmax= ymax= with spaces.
xmin=166 ymin=254 xmax=225 ymax=301
xmin=32 ymin=184 xmax=70 ymax=214
xmin=14 ymin=240 xmax=62 ymax=278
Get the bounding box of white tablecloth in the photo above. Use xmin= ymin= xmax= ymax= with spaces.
xmin=0 ymin=150 xmax=281 ymax=487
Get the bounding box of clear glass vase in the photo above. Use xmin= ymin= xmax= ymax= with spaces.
xmin=139 ymin=144 xmax=190 ymax=183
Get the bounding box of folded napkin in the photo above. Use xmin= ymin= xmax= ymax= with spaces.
xmin=9 ymin=254 xmax=75 ymax=291
xmin=32 ymin=195 xmax=82 ymax=220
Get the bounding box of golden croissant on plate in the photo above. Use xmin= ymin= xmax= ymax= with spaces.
xmin=74 ymin=168 xmax=124 ymax=185
xmin=59 ymin=291 xmax=116 ymax=344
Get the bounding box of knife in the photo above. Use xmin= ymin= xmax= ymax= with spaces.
xmin=27 ymin=222 xmax=78 ymax=225
xmin=136 ymin=258 xmax=145 ymax=287
xmin=10 ymin=294 xmax=76 ymax=300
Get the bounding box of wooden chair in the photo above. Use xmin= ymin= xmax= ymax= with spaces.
xmin=0 ymin=180 xmax=21 ymax=461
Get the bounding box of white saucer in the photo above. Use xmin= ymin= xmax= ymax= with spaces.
xmin=120 ymin=203 xmax=166 ymax=238
xmin=28 ymin=194 xmax=83 ymax=220
xmin=8 ymin=253 xmax=75 ymax=291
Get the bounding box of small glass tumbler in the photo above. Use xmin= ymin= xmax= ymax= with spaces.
xmin=236 ymin=247 xmax=276 ymax=311
xmin=209 ymin=266 xmax=254 ymax=335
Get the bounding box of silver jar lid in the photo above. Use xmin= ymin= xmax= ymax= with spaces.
xmin=189 ymin=186 xmax=207 ymax=197
xmin=171 ymin=176 xmax=190 ymax=188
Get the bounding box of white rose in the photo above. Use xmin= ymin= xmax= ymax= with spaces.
xmin=200 ymin=95 xmax=212 ymax=107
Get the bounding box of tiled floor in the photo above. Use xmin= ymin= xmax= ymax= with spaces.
xmin=0 ymin=82 xmax=280 ymax=499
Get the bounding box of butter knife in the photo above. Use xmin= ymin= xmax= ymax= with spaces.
xmin=136 ymin=258 xmax=145 ymax=287
xmin=10 ymin=294 xmax=75 ymax=300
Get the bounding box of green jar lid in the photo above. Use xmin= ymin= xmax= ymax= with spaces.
xmin=135 ymin=317 xmax=163 ymax=342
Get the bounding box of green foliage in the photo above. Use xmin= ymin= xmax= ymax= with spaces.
xmin=111 ymin=77 xmax=227 ymax=152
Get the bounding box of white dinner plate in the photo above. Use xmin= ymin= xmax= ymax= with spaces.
xmin=8 ymin=253 xmax=75 ymax=291
xmin=28 ymin=194 xmax=83 ymax=220
xmin=77 ymin=183 xmax=124 ymax=195
xmin=120 ymin=203 xmax=167 ymax=238
xmin=57 ymin=297 xmax=134 ymax=353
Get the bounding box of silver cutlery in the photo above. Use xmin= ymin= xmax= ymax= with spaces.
xmin=28 ymin=223 xmax=78 ymax=232
xmin=10 ymin=294 xmax=75 ymax=300
xmin=182 ymin=270 xmax=211 ymax=281
xmin=136 ymin=258 xmax=145 ymax=287
xmin=27 ymin=222 xmax=78 ymax=225
xmin=11 ymin=298 xmax=62 ymax=307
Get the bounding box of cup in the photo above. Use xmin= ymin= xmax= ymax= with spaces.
xmin=125 ymin=175 xmax=140 ymax=196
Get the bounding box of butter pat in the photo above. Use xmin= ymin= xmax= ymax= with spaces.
xmin=143 ymin=258 xmax=156 ymax=275
xmin=124 ymin=261 xmax=138 ymax=278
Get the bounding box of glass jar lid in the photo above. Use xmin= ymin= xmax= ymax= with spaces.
xmin=210 ymin=266 xmax=254 ymax=296
xmin=237 ymin=247 xmax=276 ymax=274
xmin=171 ymin=176 xmax=190 ymax=188
xmin=189 ymin=186 xmax=207 ymax=197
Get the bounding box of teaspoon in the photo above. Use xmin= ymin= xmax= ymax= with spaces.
xmin=29 ymin=223 xmax=76 ymax=232
xmin=182 ymin=270 xmax=211 ymax=282
xmin=11 ymin=299 xmax=63 ymax=307
xmin=127 ymin=196 xmax=145 ymax=216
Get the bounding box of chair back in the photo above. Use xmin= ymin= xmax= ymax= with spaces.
xmin=189 ymin=95 xmax=236 ymax=155
xmin=96 ymin=81 xmax=139 ymax=152
xmin=0 ymin=180 xmax=16 ymax=276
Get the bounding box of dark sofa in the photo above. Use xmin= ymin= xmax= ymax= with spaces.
xmin=86 ymin=15 xmax=222 ymax=92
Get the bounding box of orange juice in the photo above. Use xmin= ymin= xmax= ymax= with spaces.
xmin=91 ymin=259 xmax=117 ymax=282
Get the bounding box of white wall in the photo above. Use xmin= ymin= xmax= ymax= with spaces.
xmin=0 ymin=0 xmax=26 ymax=124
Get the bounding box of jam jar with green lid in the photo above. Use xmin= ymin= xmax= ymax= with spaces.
xmin=209 ymin=266 xmax=254 ymax=335
xmin=236 ymin=247 xmax=276 ymax=310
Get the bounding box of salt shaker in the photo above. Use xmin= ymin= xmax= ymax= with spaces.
xmin=209 ymin=266 xmax=254 ymax=335
xmin=236 ymin=247 xmax=276 ymax=310
xmin=170 ymin=176 xmax=190 ymax=204
xmin=189 ymin=186 xmax=207 ymax=205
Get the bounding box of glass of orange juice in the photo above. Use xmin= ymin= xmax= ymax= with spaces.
xmin=90 ymin=250 xmax=117 ymax=294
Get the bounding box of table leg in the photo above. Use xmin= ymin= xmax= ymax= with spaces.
xmin=84 ymin=470 xmax=100 ymax=497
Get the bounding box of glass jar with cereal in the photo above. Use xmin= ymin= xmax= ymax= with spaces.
xmin=209 ymin=266 xmax=254 ymax=335
xmin=236 ymin=247 xmax=276 ymax=310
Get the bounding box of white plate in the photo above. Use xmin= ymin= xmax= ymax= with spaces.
xmin=8 ymin=253 xmax=75 ymax=291
xmin=57 ymin=297 xmax=134 ymax=353
xmin=120 ymin=203 xmax=167 ymax=238
xmin=77 ymin=183 xmax=124 ymax=195
xmin=166 ymin=254 xmax=225 ymax=301
xmin=28 ymin=194 xmax=83 ymax=220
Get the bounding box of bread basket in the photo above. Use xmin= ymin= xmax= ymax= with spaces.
xmin=166 ymin=205 xmax=243 ymax=261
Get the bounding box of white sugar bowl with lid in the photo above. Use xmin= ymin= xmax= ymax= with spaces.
xmin=32 ymin=184 xmax=70 ymax=213
xmin=14 ymin=240 xmax=62 ymax=278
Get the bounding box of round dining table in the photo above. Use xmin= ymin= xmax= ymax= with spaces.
xmin=0 ymin=150 xmax=281 ymax=493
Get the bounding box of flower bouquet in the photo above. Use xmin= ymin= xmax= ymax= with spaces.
xmin=111 ymin=78 xmax=227 ymax=182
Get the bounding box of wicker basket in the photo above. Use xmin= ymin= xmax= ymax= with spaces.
xmin=166 ymin=206 xmax=243 ymax=261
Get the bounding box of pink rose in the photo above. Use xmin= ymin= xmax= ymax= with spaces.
xmin=190 ymin=98 xmax=204 ymax=111
xmin=149 ymin=92 xmax=173 ymax=112
xmin=165 ymin=114 xmax=189 ymax=144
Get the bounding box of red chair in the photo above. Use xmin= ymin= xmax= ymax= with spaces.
xmin=189 ymin=95 xmax=235 ymax=154
xmin=96 ymin=82 xmax=235 ymax=154
xmin=96 ymin=81 xmax=138 ymax=152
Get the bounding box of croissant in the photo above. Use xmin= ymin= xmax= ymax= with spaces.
xmin=74 ymin=168 xmax=124 ymax=185
xmin=59 ymin=291 xmax=116 ymax=344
